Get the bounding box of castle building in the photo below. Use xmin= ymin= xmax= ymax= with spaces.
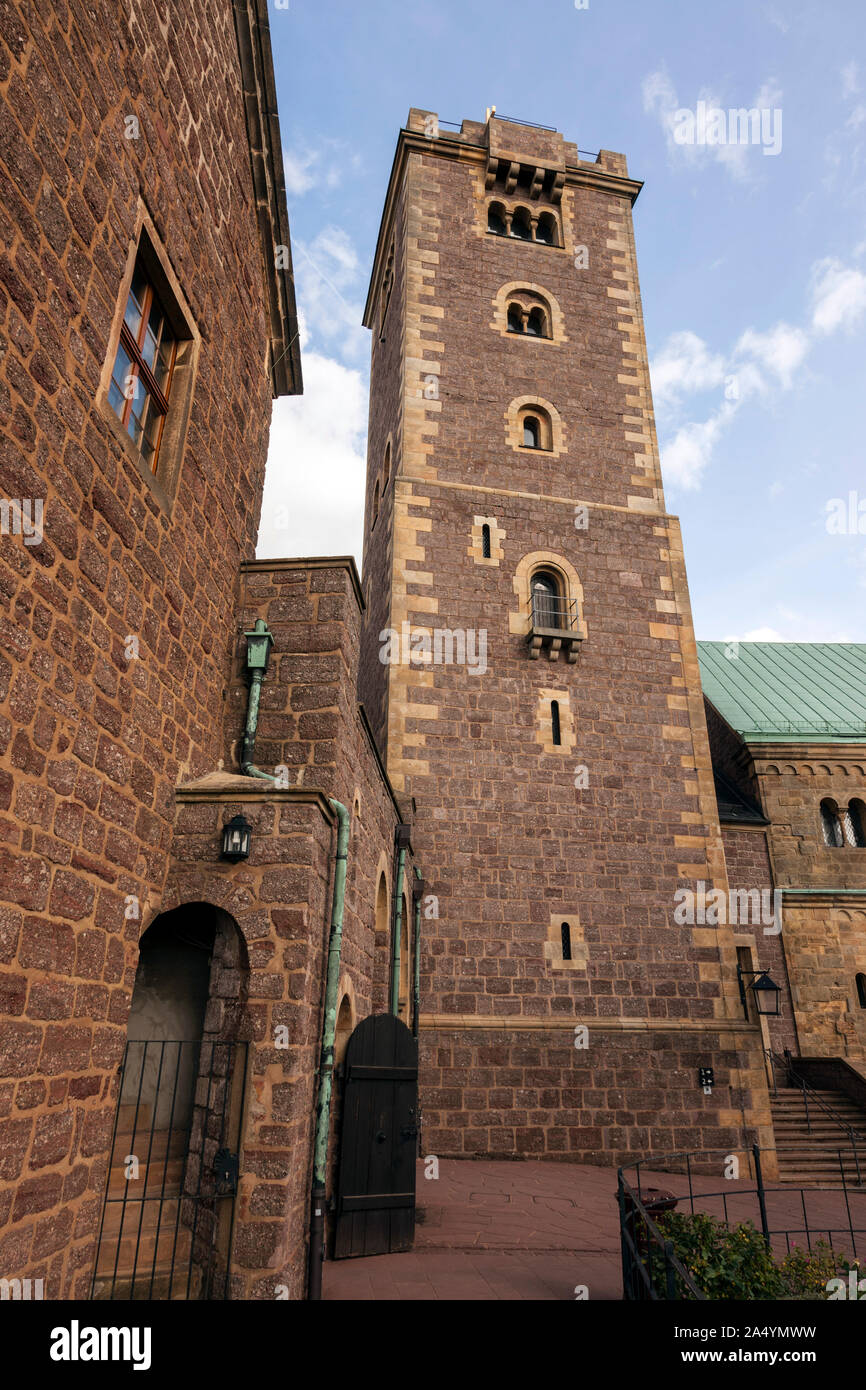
xmin=1 ymin=1 xmax=864 ymax=1303
xmin=358 ymin=108 xmax=774 ymax=1167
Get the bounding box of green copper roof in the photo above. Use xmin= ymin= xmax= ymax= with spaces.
xmin=698 ymin=642 xmax=866 ymax=742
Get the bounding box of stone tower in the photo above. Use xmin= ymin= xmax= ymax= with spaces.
xmin=359 ymin=109 xmax=774 ymax=1166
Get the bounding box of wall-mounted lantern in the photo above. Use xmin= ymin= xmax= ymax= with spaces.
xmin=221 ymin=813 xmax=252 ymax=862
xmin=737 ymin=966 xmax=782 ymax=1017
xmin=244 ymin=618 xmax=274 ymax=674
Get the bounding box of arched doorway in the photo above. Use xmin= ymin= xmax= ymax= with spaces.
xmin=91 ymin=903 xmax=249 ymax=1301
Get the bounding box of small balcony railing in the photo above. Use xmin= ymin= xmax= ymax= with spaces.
xmin=527 ymin=592 xmax=582 ymax=662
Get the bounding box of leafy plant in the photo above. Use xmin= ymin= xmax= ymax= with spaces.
xmin=646 ymin=1209 xmax=852 ymax=1300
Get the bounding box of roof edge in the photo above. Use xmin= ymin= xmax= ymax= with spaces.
xmin=233 ymin=0 xmax=302 ymax=398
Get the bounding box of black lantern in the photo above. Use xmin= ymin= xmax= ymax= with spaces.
xmin=737 ymin=965 xmax=782 ymax=1017
xmin=221 ymin=813 xmax=252 ymax=862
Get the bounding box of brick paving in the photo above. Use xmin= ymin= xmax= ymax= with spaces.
xmin=322 ymin=1157 xmax=866 ymax=1301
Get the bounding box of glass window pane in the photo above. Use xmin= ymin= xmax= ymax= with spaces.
xmin=108 ymin=378 xmax=125 ymax=417
xmin=124 ymin=265 xmax=148 ymax=338
xmin=154 ymin=330 xmax=176 ymax=392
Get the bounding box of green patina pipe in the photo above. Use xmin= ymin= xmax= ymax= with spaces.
xmin=390 ymin=846 xmax=407 ymax=1016
xmin=308 ymin=797 xmax=350 ymax=1301
xmin=241 ymin=618 xmax=276 ymax=782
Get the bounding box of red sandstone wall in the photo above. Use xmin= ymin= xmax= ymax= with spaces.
xmin=0 ymin=1 xmax=275 ymax=1295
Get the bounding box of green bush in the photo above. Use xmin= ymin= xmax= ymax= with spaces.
xmin=648 ymin=1210 xmax=851 ymax=1300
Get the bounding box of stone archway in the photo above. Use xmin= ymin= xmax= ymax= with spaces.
xmin=92 ymin=902 xmax=249 ymax=1301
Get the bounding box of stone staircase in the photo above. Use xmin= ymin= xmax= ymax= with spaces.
xmin=771 ymin=1087 xmax=866 ymax=1186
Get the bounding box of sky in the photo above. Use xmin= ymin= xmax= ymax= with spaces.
xmin=258 ymin=0 xmax=866 ymax=643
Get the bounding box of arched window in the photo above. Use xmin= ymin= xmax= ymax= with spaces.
xmin=535 ymin=212 xmax=559 ymax=246
xmin=510 ymin=206 xmax=532 ymax=240
xmin=531 ymin=570 xmax=561 ymax=629
xmin=507 ymin=304 xmax=524 ymax=333
xmin=526 ymin=306 xmax=548 ymax=337
xmin=821 ymin=799 xmax=844 ymax=847
xmin=371 ymin=479 xmax=380 ymax=528
xmin=517 ymin=403 xmax=553 ymax=450
xmin=481 ymin=523 xmax=491 ymax=558
xmin=335 ymin=994 xmax=354 ymax=1065
xmin=561 ymin=923 xmax=572 ymax=961
xmin=857 ymin=973 xmax=866 ymax=1008
xmin=488 ymin=202 xmax=507 ymax=236
xmin=551 ymin=700 xmax=561 ymax=746
xmin=382 ymin=441 xmax=391 ymax=484
xmin=842 ymin=800 xmax=866 ymax=848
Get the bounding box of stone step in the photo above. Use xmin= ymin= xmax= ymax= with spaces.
xmin=107 ymin=1158 xmax=185 ymax=1197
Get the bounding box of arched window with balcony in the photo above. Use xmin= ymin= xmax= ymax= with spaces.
xmin=531 ymin=570 xmax=562 ymax=630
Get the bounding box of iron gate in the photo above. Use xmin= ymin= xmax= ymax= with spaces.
xmin=90 ymin=1039 xmax=247 ymax=1300
xmin=334 ymin=1014 xmax=418 ymax=1258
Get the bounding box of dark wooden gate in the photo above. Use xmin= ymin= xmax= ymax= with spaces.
xmin=334 ymin=1014 xmax=418 ymax=1258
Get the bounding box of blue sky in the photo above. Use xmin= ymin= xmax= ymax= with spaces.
xmin=258 ymin=0 xmax=866 ymax=642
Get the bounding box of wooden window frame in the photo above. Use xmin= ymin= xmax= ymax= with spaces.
xmin=97 ymin=207 xmax=199 ymax=513
xmin=112 ymin=275 xmax=178 ymax=472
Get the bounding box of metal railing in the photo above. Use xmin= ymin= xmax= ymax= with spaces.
xmin=617 ymin=1171 xmax=705 ymax=1301
xmin=528 ymin=591 xmax=579 ymax=632
xmin=90 ymin=1039 xmax=248 ymax=1301
xmin=767 ymin=1049 xmax=865 ymax=1185
xmin=618 ymin=1144 xmax=866 ymax=1299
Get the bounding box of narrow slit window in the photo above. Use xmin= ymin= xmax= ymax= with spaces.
xmin=561 ymin=923 xmax=572 ymax=961
xmin=481 ymin=523 xmax=491 ymax=558
xmin=523 ymin=415 xmax=540 ymax=448
xmin=551 ymin=699 xmax=561 ymax=746
xmin=857 ymin=973 xmax=866 ymax=1008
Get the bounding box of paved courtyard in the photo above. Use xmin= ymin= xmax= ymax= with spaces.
xmin=322 ymin=1157 xmax=866 ymax=1301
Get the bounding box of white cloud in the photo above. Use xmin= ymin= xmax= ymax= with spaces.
xmin=282 ymin=139 xmax=361 ymax=197
xmin=842 ymin=62 xmax=860 ymax=99
xmin=642 ymin=70 xmax=783 ymax=182
xmin=649 ymin=330 xmax=726 ymax=410
xmin=656 ymin=248 xmax=866 ymax=493
xmin=741 ymin=627 xmax=785 ymax=642
xmin=257 ymin=352 xmax=368 ymax=564
xmin=294 ymin=227 xmax=368 ymax=361
xmin=660 ymin=404 xmax=736 ymax=490
xmin=810 ymin=258 xmax=866 ymax=334
xmin=283 ymin=149 xmax=320 ymax=196
xmin=733 ymin=323 xmax=809 ymax=389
